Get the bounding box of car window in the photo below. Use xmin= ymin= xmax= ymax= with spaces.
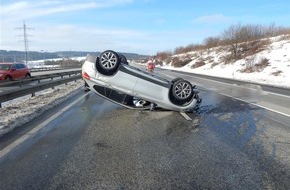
xmin=0 ymin=64 xmax=11 ymax=71
xmin=16 ymin=64 xmax=25 ymax=69
xmin=11 ymin=64 xmax=18 ymax=69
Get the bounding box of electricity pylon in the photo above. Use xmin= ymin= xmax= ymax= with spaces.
xmin=16 ymin=21 xmax=33 ymax=64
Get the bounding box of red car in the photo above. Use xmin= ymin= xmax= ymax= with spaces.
xmin=0 ymin=63 xmax=31 ymax=81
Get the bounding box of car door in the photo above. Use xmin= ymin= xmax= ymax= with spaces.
xmin=11 ymin=64 xmax=21 ymax=79
xmin=108 ymin=69 xmax=138 ymax=94
xmin=17 ymin=64 xmax=26 ymax=78
xmin=133 ymin=74 xmax=170 ymax=100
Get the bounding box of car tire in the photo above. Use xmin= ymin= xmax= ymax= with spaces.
xmin=99 ymin=50 xmax=120 ymax=72
xmin=5 ymin=75 xmax=13 ymax=81
xmin=172 ymin=77 xmax=183 ymax=83
xmin=172 ymin=80 xmax=193 ymax=102
xmin=119 ymin=54 xmax=128 ymax=65
xmin=25 ymin=73 xmax=31 ymax=78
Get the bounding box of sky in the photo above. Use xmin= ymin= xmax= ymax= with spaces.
xmin=1 ymin=0 xmax=290 ymax=55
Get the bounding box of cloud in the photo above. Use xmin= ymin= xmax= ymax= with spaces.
xmin=0 ymin=0 xmax=132 ymax=21
xmin=0 ymin=1 xmax=29 ymax=13
xmin=18 ymin=22 xmax=149 ymax=52
xmin=0 ymin=0 xmax=135 ymax=47
xmin=193 ymin=14 xmax=232 ymax=24
xmin=0 ymin=2 xmax=89 ymax=23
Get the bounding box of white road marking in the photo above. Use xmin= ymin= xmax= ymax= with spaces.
xmin=181 ymin=72 xmax=290 ymax=98
xmin=0 ymin=92 xmax=91 ymax=159
xmin=220 ymin=93 xmax=290 ymax=118
xmin=168 ymin=70 xmax=290 ymax=117
xmin=180 ymin=112 xmax=192 ymax=121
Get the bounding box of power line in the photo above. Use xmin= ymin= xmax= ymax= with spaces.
xmin=16 ymin=21 xmax=34 ymax=64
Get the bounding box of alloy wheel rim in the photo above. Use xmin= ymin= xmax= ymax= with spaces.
xmin=100 ymin=52 xmax=117 ymax=69
xmin=174 ymin=82 xmax=191 ymax=99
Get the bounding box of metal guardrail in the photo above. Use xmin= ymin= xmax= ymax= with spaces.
xmin=30 ymin=66 xmax=81 ymax=72
xmin=0 ymin=72 xmax=82 ymax=108
xmin=0 ymin=71 xmax=81 ymax=87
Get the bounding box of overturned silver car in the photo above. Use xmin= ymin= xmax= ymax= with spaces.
xmin=82 ymin=50 xmax=201 ymax=112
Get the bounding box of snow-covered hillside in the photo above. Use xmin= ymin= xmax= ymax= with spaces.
xmin=161 ymin=35 xmax=290 ymax=88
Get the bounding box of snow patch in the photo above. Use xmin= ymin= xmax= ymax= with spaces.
xmin=161 ymin=36 xmax=290 ymax=88
xmin=0 ymin=80 xmax=83 ymax=136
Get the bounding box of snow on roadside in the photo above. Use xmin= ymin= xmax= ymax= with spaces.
xmin=161 ymin=36 xmax=290 ymax=88
xmin=0 ymin=80 xmax=83 ymax=136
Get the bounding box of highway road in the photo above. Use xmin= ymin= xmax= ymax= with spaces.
xmin=0 ymin=68 xmax=290 ymax=189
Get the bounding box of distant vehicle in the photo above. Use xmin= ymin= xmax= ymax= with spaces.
xmin=0 ymin=63 xmax=31 ymax=81
xmin=147 ymin=61 xmax=155 ymax=72
xmin=82 ymin=50 xmax=201 ymax=112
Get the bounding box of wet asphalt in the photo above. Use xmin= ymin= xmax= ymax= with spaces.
xmin=0 ymin=84 xmax=290 ymax=190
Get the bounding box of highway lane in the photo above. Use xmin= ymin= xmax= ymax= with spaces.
xmin=159 ymin=69 xmax=290 ymax=117
xmin=1 ymin=74 xmax=290 ymax=189
xmin=169 ymin=70 xmax=290 ymax=96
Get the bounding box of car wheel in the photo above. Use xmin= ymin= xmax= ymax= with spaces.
xmin=5 ymin=75 xmax=13 ymax=81
xmin=99 ymin=50 xmax=120 ymax=71
xmin=172 ymin=77 xmax=183 ymax=83
xmin=25 ymin=73 xmax=31 ymax=78
xmin=172 ymin=80 xmax=193 ymax=101
xmin=119 ymin=54 xmax=128 ymax=65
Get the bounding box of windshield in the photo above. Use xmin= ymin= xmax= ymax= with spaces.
xmin=0 ymin=64 xmax=11 ymax=71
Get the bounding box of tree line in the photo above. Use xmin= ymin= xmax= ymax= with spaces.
xmin=155 ymin=23 xmax=290 ymax=61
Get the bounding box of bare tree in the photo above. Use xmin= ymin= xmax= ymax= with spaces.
xmin=221 ymin=23 xmax=243 ymax=59
xmin=203 ymin=36 xmax=221 ymax=49
xmin=156 ymin=51 xmax=172 ymax=61
xmin=155 ymin=22 xmax=290 ymax=60
xmin=221 ymin=23 xmax=265 ymax=59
